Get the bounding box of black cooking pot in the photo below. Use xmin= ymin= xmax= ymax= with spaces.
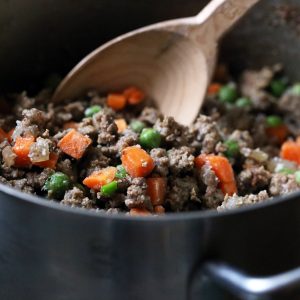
xmin=1 ymin=1 xmax=300 ymax=299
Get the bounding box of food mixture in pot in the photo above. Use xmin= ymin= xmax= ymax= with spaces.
xmin=1 ymin=64 xmax=300 ymax=215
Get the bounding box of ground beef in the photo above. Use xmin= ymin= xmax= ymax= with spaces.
xmin=228 ymin=130 xmax=254 ymax=149
xmin=78 ymin=118 xmax=98 ymax=138
xmin=2 ymin=145 xmax=16 ymax=167
xmin=166 ymin=177 xmax=200 ymax=211
xmin=167 ymin=146 xmax=194 ymax=175
xmin=93 ymin=110 xmax=118 ymax=145
xmin=198 ymin=164 xmax=223 ymax=209
xmin=61 ymin=187 xmax=95 ymax=209
xmin=56 ymin=159 xmax=77 ymax=182
xmin=26 ymin=168 xmax=54 ymax=190
xmin=154 ymin=116 xmax=188 ymax=147
xmin=80 ymin=147 xmax=111 ymax=177
xmin=218 ymin=190 xmax=269 ymax=211
xmin=150 ymin=148 xmax=169 ymax=176
xmin=190 ymin=115 xmax=221 ymax=153
xmin=279 ymin=91 xmax=300 ymax=135
xmin=240 ymin=67 xmax=276 ymax=110
xmin=115 ymin=129 xmax=138 ymax=153
xmin=269 ymin=173 xmax=300 ymax=196
xmin=238 ymin=165 xmax=271 ymax=194
xmin=139 ymin=107 xmax=162 ymax=125
xmin=125 ymin=177 xmax=152 ymax=210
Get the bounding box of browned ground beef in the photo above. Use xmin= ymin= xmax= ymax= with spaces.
xmin=1 ymin=64 xmax=300 ymax=215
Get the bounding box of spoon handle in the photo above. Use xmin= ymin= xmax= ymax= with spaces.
xmin=195 ymin=0 xmax=260 ymax=41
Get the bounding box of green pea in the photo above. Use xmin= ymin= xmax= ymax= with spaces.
xmin=269 ymin=79 xmax=287 ymax=97
xmin=139 ymin=128 xmax=161 ymax=149
xmin=115 ymin=165 xmax=127 ymax=179
xmin=266 ymin=115 xmax=283 ymax=128
xmin=130 ymin=120 xmax=145 ymax=133
xmin=291 ymin=83 xmax=300 ymax=96
xmin=295 ymin=171 xmax=300 ymax=184
xmin=224 ymin=140 xmax=240 ymax=157
xmin=43 ymin=172 xmax=71 ymax=199
xmin=101 ymin=181 xmax=118 ymax=197
xmin=236 ymin=97 xmax=252 ymax=108
xmin=218 ymin=84 xmax=238 ymax=103
xmin=84 ymin=105 xmax=102 ymax=118
xmin=278 ymin=167 xmax=295 ymax=175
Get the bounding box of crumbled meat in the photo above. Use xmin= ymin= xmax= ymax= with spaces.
xmin=167 ymin=146 xmax=194 ymax=175
xmin=228 ymin=130 xmax=254 ymax=149
xmin=154 ymin=116 xmax=188 ymax=147
xmin=189 ymin=115 xmax=221 ymax=153
xmin=93 ymin=110 xmax=118 ymax=145
xmin=56 ymin=159 xmax=77 ymax=182
xmin=2 ymin=145 xmax=16 ymax=167
xmin=198 ymin=164 xmax=223 ymax=209
xmin=61 ymin=187 xmax=95 ymax=209
xmin=139 ymin=107 xmax=162 ymax=125
xmin=80 ymin=147 xmax=111 ymax=177
xmin=125 ymin=177 xmax=152 ymax=210
xmin=166 ymin=177 xmax=200 ymax=211
xmin=150 ymin=148 xmax=169 ymax=176
xmin=269 ymin=173 xmax=300 ymax=196
xmin=218 ymin=190 xmax=269 ymax=211
xmin=78 ymin=118 xmax=97 ymax=138
xmin=26 ymin=168 xmax=54 ymax=189
xmin=238 ymin=165 xmax=271 ymax=194
xmin=240 ymin=67 xmax=276 ymax=110
xmin=115 ymin=129 xmax=138 ymax=153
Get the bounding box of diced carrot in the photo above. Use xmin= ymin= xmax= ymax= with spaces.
xmin=146 ymin=177 xmax=167 ymax=206
xmin=121 ymin=146 xmax=155 ymax=178
xmin=123 ymin=86 xmax=145 ymax=105
xmin=83 ymin=167 xmax=117 ymax=190
xmin=107 ymin=93 xmax=127 ymax=111
xmin=7 ymin=128 xmax=15 ymax=143
xmin=0 ymin=128 xmax=8 ymax=143
xmin=115 ymin=118 xmax=127 ymax=133
xmin=58 ymin=129 xmax=92 ymax=159
xmin=63 ymin=122 xmax=79 ymax=130
xmin=266 ymin=124 xmax=288 ymax=144
xmin=195 ymin=154 xmax=237 ymax=196
xmin=33 ymin=152 xmax=59 ymax=169
xmin=13 ymin=135 xmax=35 ymax=167
xmin=129 ymin=208 xmax=151 ymax=216
xmin=207 ymin=83 xmax=222 ymax=95
xmin=154 ymin=205 xmax=165 ymax=214
xmin=280 ymin=140 xmax=300 ymax=165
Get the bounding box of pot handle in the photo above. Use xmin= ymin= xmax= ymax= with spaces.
xmin=203 ymin=261 xmax=300 ymax=299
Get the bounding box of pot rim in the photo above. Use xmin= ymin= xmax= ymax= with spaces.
xmin=0 ymin=182 xmax=298 ymax=222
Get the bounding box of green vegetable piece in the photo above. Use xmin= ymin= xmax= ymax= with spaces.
xmin=266 ymin=115 xmax=283 ymax=128
xmin=139 ymin=128 xmax=161 ymax=149
xmin=294 ymin=171 xmax=300 ymax=183
xmin=291 ymin=83 xmax=300 ymax=96
xmin=278 ymin=167 xmax=295 ymax=175
xmin=130 ymin=120 xmax=145 ymax=133
xmin=101 ymin=181 xmax=118 ymax=197
xmin=269 ymin=79 xmax=287 ymax=97
xmin=218 ymin=84 xmax=238 ymax=103
xmin=43 ymin=172 xmax=71 ymax=199
xmin=236 ymin=97 xmax=251 ymax=108
xmin=224 ymin=140 xmax=240 ymax=157
xmin=115 ymin=165 xmax=127 ymax=179
xmin=84 ymin=105 xmax=102 ymax=118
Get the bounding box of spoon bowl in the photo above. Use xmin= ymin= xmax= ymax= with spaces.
xmin=54 ymin=0 xmax=259 ymax=125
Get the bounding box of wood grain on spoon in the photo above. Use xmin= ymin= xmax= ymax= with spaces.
xmin=53 ymin=0 xmax=260 ymax=126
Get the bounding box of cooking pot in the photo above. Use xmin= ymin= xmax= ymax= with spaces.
xmin=1 ymin=1 xmax=300 ymax=299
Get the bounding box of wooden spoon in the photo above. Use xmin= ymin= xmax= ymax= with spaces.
xmin=53 ymin=0 xmax=259 ymax=125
